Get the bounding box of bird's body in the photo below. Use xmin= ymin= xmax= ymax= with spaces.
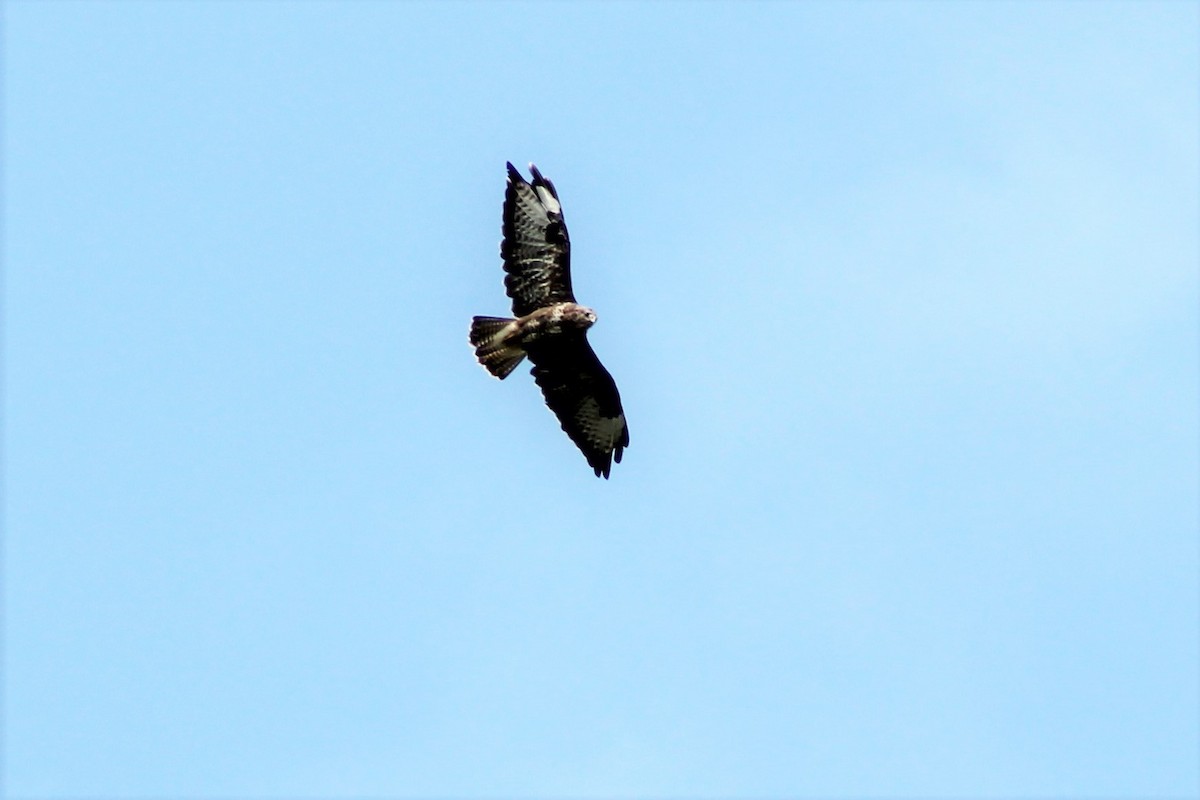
xmin=469 ymin=163 xmax=629 ymax=478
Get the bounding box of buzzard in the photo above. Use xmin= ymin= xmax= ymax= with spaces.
xmin=469 ymin=162 xmax=629 ymax=478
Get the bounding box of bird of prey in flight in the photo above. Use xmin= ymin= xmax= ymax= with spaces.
xmin=469 ymin=162 xmax=629 ymax=478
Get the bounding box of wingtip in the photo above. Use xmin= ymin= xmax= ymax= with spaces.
xmin=527 ymin=164 xmax=560 ymax=209
xmin=508 ymin=161 xmax=553 ymax=193
xmin=591 ymin=451 xmax=617 ymax=479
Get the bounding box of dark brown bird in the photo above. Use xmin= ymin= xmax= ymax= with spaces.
xmin=469 ymin=163 xmax=629 ymax=478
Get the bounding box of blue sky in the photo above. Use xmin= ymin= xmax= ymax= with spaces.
xmin=4 ymin=1 xmax=1197 ymax=796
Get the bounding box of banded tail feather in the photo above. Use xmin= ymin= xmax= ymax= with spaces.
xmin=469 ymin=316 xmax=526 ymax=379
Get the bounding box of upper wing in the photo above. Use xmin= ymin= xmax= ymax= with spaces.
xmin=501 ymin=162 xmax=575 ymax=317
xmin=526 ymin=333 xmax=629 ymax=479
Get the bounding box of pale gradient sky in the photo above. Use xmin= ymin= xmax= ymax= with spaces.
xmin=5 ymin=1 xmax=1198 ymax=796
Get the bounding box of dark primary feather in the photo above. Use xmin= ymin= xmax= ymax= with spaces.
xmin=501 ymin=162 xmax=575 ymax=317
xmin=526 ymin=333 xmax=629 ymax=479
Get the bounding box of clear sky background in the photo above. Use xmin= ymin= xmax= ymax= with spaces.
xmin=4 ymin=1 xmax=1198 ymax=797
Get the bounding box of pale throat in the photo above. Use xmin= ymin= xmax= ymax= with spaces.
xmin=516 ymin=302 xmax=597 ymax=342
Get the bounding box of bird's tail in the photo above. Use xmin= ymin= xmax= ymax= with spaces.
xmin=469 ymin=316 xmax=526 ymax=379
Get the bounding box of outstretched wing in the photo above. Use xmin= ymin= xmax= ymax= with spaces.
xmin=501 ymin=162 xmax=575 ymax=317
xmin=526 ymin=334 xmax=629 ymax=479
